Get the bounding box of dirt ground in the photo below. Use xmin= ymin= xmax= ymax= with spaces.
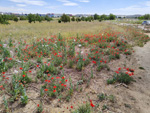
xmin=132 ymin=33 xmax=150 ymax=113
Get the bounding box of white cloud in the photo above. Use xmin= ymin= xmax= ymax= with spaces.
xmin=46 ymin=6 xmax=60 ymax=9
xmin=111 ymin=1 xmax=150 ymax=15
xmin=9 ymin=0 xmax=46 ymax=6
xmin=145 ymin=1 xmax=150 ymax=7
xmin=76 ymin=0 xmax=90 ymax=2
xmin=57 ymin=0 xmax=78 ymax=6
xmin=0 ymin=6 xmax=26 ymax=12
xmin=16 ymin=4 xmax=26 ymax=7
xmin=63 ymin=2 xmax=78 ymax=6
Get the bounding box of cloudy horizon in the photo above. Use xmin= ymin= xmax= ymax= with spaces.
xmin=0 ymin=0 xmax=150 ymax=15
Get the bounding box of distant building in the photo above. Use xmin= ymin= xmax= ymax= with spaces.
xmin=74 ymin=14 xmax=93 ymax=17
xmin=116 ymin=14 xmax=142 ymax=19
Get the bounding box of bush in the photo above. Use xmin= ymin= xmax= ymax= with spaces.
xmin=107 ymin=79 xmax=115 ymax=84
xmin=0 ymin=15 xmax=9 ymax=24
xmin=58 ymin=19 xmax=61 ymax=23
xmin=14 ymin=17 xmax=18 ymax=22
xmin=72 ymin=103 xmax=91 ymax=113
xmin=115 ymin=72 xmax=134 ymax=84
xmin=107 ymin=72 xmax=134 ymax=85
xmin=60 ymin=14 xmax=70 ymax=23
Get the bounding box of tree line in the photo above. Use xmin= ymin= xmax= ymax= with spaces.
xmin=138 ymin=14 xmax=150 ymax=20
xmin=0 ymin=13 xmax=116 ymax=24
xmin=0 ymin=14 xmax=53 ymax=24
xmin=59 ymin=13 xmax=116 ymax=23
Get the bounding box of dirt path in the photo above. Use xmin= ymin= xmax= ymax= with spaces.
xmin=132 ymin=33 xmax=150 ymax=113
xmin=134 ymin=33 xmax=150 ymax=79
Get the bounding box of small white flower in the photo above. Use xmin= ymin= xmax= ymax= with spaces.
xmin=81 ymin=51 xmax=83 ymax=54
xmin=78 ymin=44 xmax=82 ymax=47
xmin=14 ymin=70 xmax=18 ymax=74
xmin=42 ymin=45 xmax=48 ymax=47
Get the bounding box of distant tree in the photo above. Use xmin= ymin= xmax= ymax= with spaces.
xmin=138 ymin=14 xmax=150 ymax=20
xmin=14 ymin=16 xmax=18 ymax=22
xmin=60 ymin=14 xmax=70 ymax=23
xmin=76 ymin=17 xmax=81 ymax=22
xmin=36 ymin=14 xmax=42 ymax=23
xmin=28 ymin=14 xmax=33 ymax=23
xmin=85 ymin=17 xmax=88 ymax=22
xmin=90 ymin=16 xmax=94 ymax=21
xmin=81 ymin=16 xmax=85 ymax=21
xmin=109 ymin=14 xmax=116 ymax=20
xmin=138 ymin=16 xmax=144 ymax=20
xmin=27 ymin=14 xmax=36 ymax=23
xmin=20 ymin=16 xmax=27 ymax=20
xmin=45 ymin=15 xmax=52 ymax=22
xmin=0 ymin=15 xmax=9 ymax=24
xmin=71 ymin=16 xmax=75 ymax=21
xmin=100 ymin=14 xmax=108 ymax=20
xmin=94 ymin=13 xmax=99 ymax=20
xmin=143 ymin=14 xmax=150 ymax=20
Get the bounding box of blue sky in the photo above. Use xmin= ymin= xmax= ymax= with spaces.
xmin=0 ymin=0 xmax=150 ymax=15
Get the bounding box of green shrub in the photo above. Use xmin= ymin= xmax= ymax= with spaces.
xmin=72 ymin=103 xmax=91 ymax=113
xmin=68 ymin=59 xmax=74 ymax=68
xmin=115 ymin=72 xmax=133 ymax=84
xmin=107 ymin=79 xmax=115 ymax=84
xmin=97 ymin=93 xmax=106 ymax=101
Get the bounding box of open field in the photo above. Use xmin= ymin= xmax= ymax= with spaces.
xmin=0 ymin=20 xmax=107 ymax=41
xmin=0 ymin=20 xmax=150 ymax=113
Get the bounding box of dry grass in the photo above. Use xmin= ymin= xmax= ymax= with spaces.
xmin=0 ymin=20 xmax=107 ymax=41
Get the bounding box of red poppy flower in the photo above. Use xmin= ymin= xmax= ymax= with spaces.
xmin=53 ymin=90 xmax=56 ymax=93
xmin=0 ymin=85 xmax=3 ymax=88
xmin=90 ymin=102 xmax=95 ymax=107
xmin=37 ymin=65 xmax=39 ymax=67
xmin=53 ymin=86 xmax=57 ymax=88
xmin=51 ymin=77 xmax=54 ymax=80
xmin=29 ymin=70 xmax=32 ymax=73
xmin=20 ymin=67 xmax=23 ymax=70
xmin=47 ymin=74 xmax=51 ymax=76
xmin=115 ymin=71 xmax=119 ymax=74
xmin=118 ymin=68 xmax=121 ymax=71
xmin=22 ymin=75 xmax=26 ymax=77
xmin=65 ymin=79 xmax=68 ymax=82
xmin=129 ymin=73 xmax=132 ymax=76
xmin=44 ymin=89 xmax=48 ymax=91
xmin=83 ymin=59 xmax=85 ymax=61
xmin=9 ymin=58 xmax=12 ymax=60
xmin=56 ymin=77 xmax=60 ymax=79
xmin=62 ymin=76 xmax=65 ymax=79
xmin=2 ymin=72 xmax=5 ymax=74
xmin=92 ymin=61 xmax=96 ymax=64
xmin=71 ymin=106 xmax=73 ymax=109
